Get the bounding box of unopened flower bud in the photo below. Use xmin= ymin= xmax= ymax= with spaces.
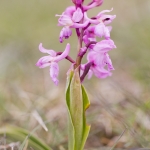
xmin=72 ymin=0 xmax=83 ymax=5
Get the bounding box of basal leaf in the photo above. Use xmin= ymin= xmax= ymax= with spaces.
xmin=66 ymin=69 xmax=91 ymax=150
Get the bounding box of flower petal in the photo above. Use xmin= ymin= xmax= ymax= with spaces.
xmin=59 ymin=26 xmax=72 ymax=43
xmin=50 ymin=62 xmax=59 ymax=85
xmin=94 ymin=23 xmax=105 ymax=38
xmin=97 ymin=8 xmax=113 ymax=18
xmin=55 ymin=43 xmax=70 ymax=62
xmin=72 ymin=8 xmax=83 ymax=22
xmin=87 ymin=51 xmax=97 ymax=62
xmin=39 ymin=43 xmax=56 ymax=56
xmin=36 ymin=56 xmax=52 ymax=68
xmin=83 ymin=0 xmax=103 ymax=10
xmin=101 ymin=15 xmax=116 ymax=25
xmin=56 ymin=14 xmax=73 ymax=26
xmin=92 ymin=66 xmax=112 ymax=78
xmin=71 ymin=20 xmax=90 ymax=28
xmin=104 ymin=53 xmax=114 ymax=70
xmin=93 ymin=39 xmax=116 ymax=52
xmin=107 ymin=26 xmax=112 ymax=32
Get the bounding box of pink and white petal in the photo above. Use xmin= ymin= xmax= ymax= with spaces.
xmin=87 ymin=51 xmax=97 ymax=62
xmin=107 ymin=26 xmax=112 ymax=32
xmin=105 ymin=53 xmax=114 ymax=70
xmin=83 ymin=35 xmax=90 ymax=44
xmin=55 ymin=43 xmax=70 ymax=62
xmin=93 ymin=39 xmax=116 ymax=52
xmin=64 ymin=6 xmax=76 ymax=17
xmin=94 ymin=23 xmax=105 ymax=38
xmin=84 ymin=12 xmax=99 ymax=24
xmin=94 ymin=23 xmax=111 ymax=39
xmin=72 ymin=8 xmax=83 ymax=22
xmin=101 ymin=15 xmax=116 ymax=25
xmin=87 ymin=26 xmax=95 ymax=32
xmin=56 ymin=14 xmax=73 ymax=26
xmin=39 ymin=43 xmax=56 ymax=56
xmin=36 ymin=62 xmax=50 ymax=68
xmin=50 ymin=62 xmax=59 ymax=85
xmin=93 ymin=66 xmax=112 ymax=78
xmin=59 ymin=27 xmax=72 ymax=43
xmin=36 ymin=56 xmax=53 ymax=68
xmin=97 ymin=8 xmax=113 ymax=17
xmin=83 ymin=0 xmax=103 ymax=11
xmin=39 ymin=63 xmax=51 ymax=68
xmin=104 ymin=26 xmax=110 ymax=39
xmin=71 ymin=20 xmax=90 ymax=28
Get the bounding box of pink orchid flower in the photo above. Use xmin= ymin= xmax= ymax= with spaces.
xmin=84 ymin=9 xmax=116 ymax=39
xmin=86 ymin=39 xmax=116 ymax=78
xmin=56 ymin=7 xmax=84 ymax=27
xmin=56 ymin=6 xmax=90 ymax=42
xmin=36 ymin=43 xmax=70 ymax=85
xmin=87 ymin=51 xmax=113 ymax=78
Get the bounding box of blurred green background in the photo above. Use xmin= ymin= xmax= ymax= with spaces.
xmin=0 ymin=0 xmax=150 ymax=149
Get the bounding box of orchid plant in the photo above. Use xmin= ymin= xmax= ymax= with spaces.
xmin=36 ymin=0 xmax=116 ymax=149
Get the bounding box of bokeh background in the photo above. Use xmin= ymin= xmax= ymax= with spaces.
xmin=0 ymin=0 xmax=150 ymax=149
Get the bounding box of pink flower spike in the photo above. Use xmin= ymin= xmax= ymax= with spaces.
xmin=72 ymin=8 xmax=83 ymax=23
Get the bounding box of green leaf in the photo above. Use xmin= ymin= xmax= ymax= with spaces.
xmin=66 ymin=70 xmax=75 ymax=150
xmin=80 ymin=85 xmax=90 ymax=150
xmin=65 ymin=69 xmax=90 ymax=150
xmin=0 ymin=126 xmax=52 ymax=150
xmin=70 ymin=68 xmax=83 ymax=150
